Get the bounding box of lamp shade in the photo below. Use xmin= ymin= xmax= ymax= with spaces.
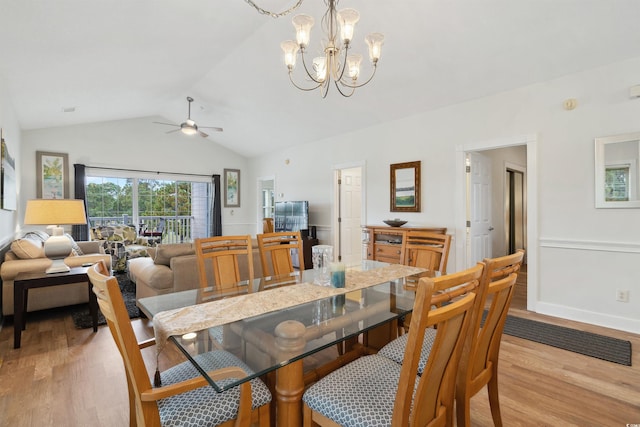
xmin=337 ymin=8 xmax=359 ymax=43
xmin=365 ymin=33 xmax=384 ymax=62
xmin=292 ymin=14 xmax=314 ymax=48
xmin=24 ymin=199 xmax=87 ymax=226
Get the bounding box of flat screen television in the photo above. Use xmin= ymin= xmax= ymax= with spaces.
xmin=274 ymin=201 xmax=309 ymax=232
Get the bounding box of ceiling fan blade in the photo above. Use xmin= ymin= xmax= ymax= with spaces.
xmin=153 ymin=121 xmax=178 ymax=127
xmin=199 ymin=131 xmax=209 ymax=138
xmin=200 ymin=126 xmax=223 ymax=132
xmin=166 ymin=129 xmax=181 ymax=134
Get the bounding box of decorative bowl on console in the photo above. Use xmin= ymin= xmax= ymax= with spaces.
xmin=383 ymin=219 xmax=407 ymax=227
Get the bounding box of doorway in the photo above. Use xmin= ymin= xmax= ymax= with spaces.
xmin=257 ymin=176 xmax=275 ymax=234
xmin=455 ymin=134 xmax=538 ymax=311
xmin=505 ymin=166 xmax=526 ymax=255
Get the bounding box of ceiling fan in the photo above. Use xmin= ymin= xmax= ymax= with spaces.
xmin=153 ymin=96 xmax=223 ymax=137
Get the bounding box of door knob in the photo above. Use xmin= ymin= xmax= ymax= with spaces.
xmin=488 ymin=226 xmax=494 ymax=231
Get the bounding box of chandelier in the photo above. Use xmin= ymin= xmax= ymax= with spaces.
xmin=279 ymin=0 xmax=384 ymax=98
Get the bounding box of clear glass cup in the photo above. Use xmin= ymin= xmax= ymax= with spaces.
xmin=312 ymin=245 xmax=333 ymax=285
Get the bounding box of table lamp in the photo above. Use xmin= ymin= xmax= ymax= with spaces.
xmin=24 ymin=199 xmax=87 ymax=274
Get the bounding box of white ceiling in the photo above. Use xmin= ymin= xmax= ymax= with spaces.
xmin=2 ymin=0 xmax=640 ymax=158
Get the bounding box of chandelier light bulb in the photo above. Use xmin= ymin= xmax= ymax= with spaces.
xmin=292 ymin=14 xmax=314 ymax=48
xmin=281 ymin=40 xmax=299 ymax=68
xmin=346 ymin=54 xmax=362 ymax=79
xmin=365 ymin=33 xmax=384 ymax=63
xmin=313 ymin=56 xmax=327 ymax=82
xmin=337 ymin=8 xmax=359 ymax=44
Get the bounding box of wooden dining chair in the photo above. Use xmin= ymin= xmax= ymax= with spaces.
xmin=455 ymin=249 xmax=524 ymax=427
xmin=87 ymin=260 xmax=272 ymax=427
xmin=377 ymin=250 xmax=524 ymax=427
xmin=262 ymin=217 xmax=274 ymax=233
xmin=195 ymin=235 xmax=255 ymax=290
xmin=400 ymin=230 xmax=452 ymax=274
xmin=397 ymin=231 xmax=453 ymax=335
xmin=256 ymin=231 xmax=305 ymax=278
xmin=302 ymin=264 xmax=482 ymax=427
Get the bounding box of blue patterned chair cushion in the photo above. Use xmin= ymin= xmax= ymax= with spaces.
xmin=377 ymin=327 xmax=436 ymax=375
xmin=158 ymin=350 xmax=271 ymax=427
xmin=303 ymin=354 xmax=418 ymax=427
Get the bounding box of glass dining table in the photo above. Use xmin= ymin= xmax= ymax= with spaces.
xmin=138 ymin=260 xmax=427 ymax=426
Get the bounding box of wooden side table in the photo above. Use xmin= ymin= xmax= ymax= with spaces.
xmin=13 ymin=266 xmax=98 ymax=349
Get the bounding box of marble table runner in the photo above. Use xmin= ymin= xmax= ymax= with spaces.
xmin=153 ymin=264 xmax=425 ymax=353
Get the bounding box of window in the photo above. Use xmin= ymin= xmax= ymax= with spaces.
xmin=605 ymin=165 xmax=630 ymax=201
xmin=86 ymin=169 xmax=213 ymax=243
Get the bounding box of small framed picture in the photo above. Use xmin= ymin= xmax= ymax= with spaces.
xmin=1 ymin=128 xmax=17 ymax=210
xmin=224 ymin=168 xmax=240 ymax=207
xmin=390 ymin=160 xmax=421 ymax=212
xmin=36 ymin=151 xmax=69 ymax=199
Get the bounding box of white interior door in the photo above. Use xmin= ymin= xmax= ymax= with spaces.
xmin=256 ymin=176 xmax=275 ymax=234
xmin=468 ymin=151 xmax=493 ymax=264
xmin=337 ymin=167 xmax=362 ymax=266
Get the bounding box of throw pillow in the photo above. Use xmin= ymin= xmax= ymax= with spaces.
xmin=65 ymin=233 xmax=85 ymax=255
xmin=11 ymin=238 xmax=45 ymax=259
xmin=153 ymin=243 xmax=194 ymax=266
xmin=22 ymin=230 xmax=50 ymax=243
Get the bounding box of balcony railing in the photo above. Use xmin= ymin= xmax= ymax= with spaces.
xmin=89 ymin=215 xmax=197 ymax=244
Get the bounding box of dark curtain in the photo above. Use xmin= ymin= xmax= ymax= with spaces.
xmin=72 ymin=164 xmax=90 ymax=241
xmin=211 ymin=174 xmax=222 ymax=236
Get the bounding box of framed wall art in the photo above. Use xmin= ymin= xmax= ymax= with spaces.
xmin=390 ymin=160 xmax=421 ymax=212
xmin=37 ymin=151 xmax=69 ymax=199
xmin=594 ymin=131 xmax=640 ymax=208
xmin=1 ymin=128 xmax=17 ymax=210
xmin=224 ymin=168 xmax=240 ymax=207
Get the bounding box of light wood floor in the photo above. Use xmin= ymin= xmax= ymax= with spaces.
xmin=0 ymin=266 xmax=639 ymax=426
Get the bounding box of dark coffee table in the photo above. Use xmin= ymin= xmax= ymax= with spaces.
xmin=13 ymin=266 xmax=98 ymax=348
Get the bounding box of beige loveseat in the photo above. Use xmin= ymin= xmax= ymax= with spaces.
xmin=1 ymin=234 xmax=111 ymax=316
xmin=128 ymin=242 xmax=263 ymax=301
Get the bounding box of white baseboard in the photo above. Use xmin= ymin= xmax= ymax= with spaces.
xmin=535 ymin=301 xmax=640 ymax=334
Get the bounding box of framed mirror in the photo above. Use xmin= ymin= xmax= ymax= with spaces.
xmin=390 ymin=161 xmax=421 ymax=212
xmin=595 ymin=132 xmax=640 ymax=208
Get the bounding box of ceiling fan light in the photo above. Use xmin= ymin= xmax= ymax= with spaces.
xmin=181 ymin=123 xmax=198 ymax=135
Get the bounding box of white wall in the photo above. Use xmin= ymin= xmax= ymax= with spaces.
xmin=249 ymin=56 xmax=640 ymax=333
xmin=12 ymin=56 xmax=640 ymax=333
xmin=20 ymin=117 xmax=254 ymax=236
xmin=0 ymin=77 xmax=21 ymax=246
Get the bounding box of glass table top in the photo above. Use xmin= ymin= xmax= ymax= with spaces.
xmin=138 ymin=260 xmax=426 ymax=392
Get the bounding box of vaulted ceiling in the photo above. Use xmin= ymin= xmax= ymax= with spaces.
xmin=2 ymin=0 xmax=640 ymax=158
